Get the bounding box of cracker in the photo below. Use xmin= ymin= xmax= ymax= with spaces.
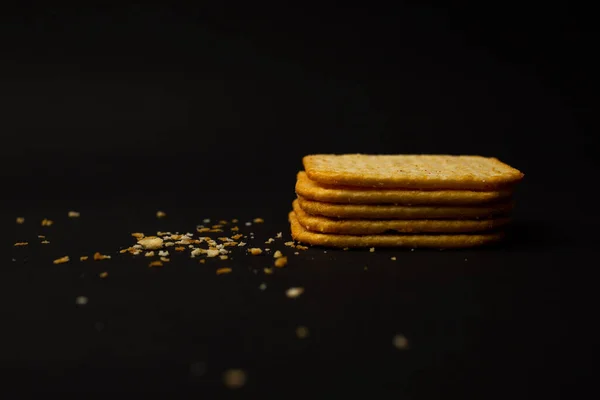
xmin=289 ymin=211 xmax=505 ymax=248
xmin=296 ymin=196 xmax=513 ymax=220
xmin=293 ymin=199 xmax=510 ymax=234
xmin=295 ymin=171 xmax=513 ymax=205
xmin=303 ymin=154 xmax=524 ymax=190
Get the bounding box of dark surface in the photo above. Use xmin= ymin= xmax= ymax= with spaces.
xmin=0 ymin=3 xmax=592 ymax=398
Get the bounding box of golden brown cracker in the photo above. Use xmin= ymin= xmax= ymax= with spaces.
xmin=295 ymin=171 xmax=513 ymax=205
xmin=292 ymin=199 xmax=510 ymax=234
xmin=296 ymin=196 xmax=513 ymax=220
xmin=289 ymin=211 xmax=505 ymax=248
xmin=303 ymin=154 xmax=524 ymax=190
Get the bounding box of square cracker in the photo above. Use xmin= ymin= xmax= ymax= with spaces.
xmin=303 ymin=154 xmax=524 ymax=190
xmin=289 ymin=211 xmax=505 ymax=248
xmin=292 ymin=199 xmax=511 ymax=234
xmin=295 ymin=171 xmax=514 ymax=205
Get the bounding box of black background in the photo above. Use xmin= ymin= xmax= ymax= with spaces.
xmin=1 ymin=3 xmax=594 ymax=398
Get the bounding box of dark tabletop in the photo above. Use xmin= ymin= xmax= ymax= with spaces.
xmin=1 ymin=3 xmax=592 ymax=398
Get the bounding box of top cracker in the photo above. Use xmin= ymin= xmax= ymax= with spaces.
xmin=303 ymin=154 xmax=524 ymax=190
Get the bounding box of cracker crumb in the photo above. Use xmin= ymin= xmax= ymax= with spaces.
xmin=245 ymin=222 xmax=252 ymax=226
xmin=158 ymin=250 xmax=169 ymax=257
xmin=265 ymin=238 xmax=275 ymax=244
xmin=273 ymin=250 xmax=283 ymax=258
xmin=53 ymin=256 xmax=70 ymax=264
xmin=216 ymin=267 xmax=232 ymax=275
xmin=80 ymin=256 xmax=89 ymax=261
xmin=284 ymin=241 xmax=295 ymax=247
xmin=219 ymin=255 xmax=229 ymax=260
xmin=410 ymin=248 xmax=415 ymax=252
xmin=199 ymin=259 xmax=206 ymax=264
xmin=296 ymin=245 xmax=308 ymax=250
xmin=165 ymin=242 xmax=174 ymax=247
xmin=197 ymin=227 xmax=210 ymax=233
xmin=41 ymin=240 xmax=50 ymax=244
xmin=231 ymin=218 xmax=238 ymax=223
xmin=276 ymin=232 xmax=282 ymax=238
xmin=41 ymin=218 xmax=54 ymax=227
xmin=138 ymin=236 xmax=164 ymax=250
xmin=144 ymin=251 xmax=155 ymax=257
xmin=369 ymin=247 xmax=375 ymax=252
xmin=223 ymin=369 xmax=246 ymax=389
xmin=259 ymin=282 xmax=267 ymax=291
xmin=248 ymin=248 xmax=263 ymax=255
xmin=264 ymin=268 xmax=273 ymax=275
xmin=14 ymin=242 xmax=28 ymax=246
xmin=393 ymin=334 xmax=409 ymax=350
xmin=274 ymin=256 xmax=288 ymax=268
xmin=75 ymin=296 xmax=88 ymax=305
xmin=68 ymin=211 xmax=80 ymax=218
xmin=156 ymin=211 xmax=166 ymax=218
xmin=203 ymin=218 xmax=211 ymax=223
xmin=253 ymin=217 xmax=264 ymax=223
xmin=38 ymin=235 xmax=45 ymax=239
xmin=285 ymin=287 xmax=304 ymax=298
xmin=295 ymin=326 xmax=310 ymax=339
xmin=294 ymin=252 xmax=299 ymax=255
xmin=160 ymin=257 xmax=170 ymax=262
xmin=190 ymin=248 xmax=203 ymax=258
xmin=93 ymin=252 xmax=111 ymax=261
xmin=391 ymin=257 xmax=397 ymax=261
xmin=148 ymin=260 xmax=163 ymax=268
xmin=131 ymin=232 xmax=144 ymax=239
xmin=238 ymin=242 xmax=247 ymax=247
xmin=231 ymin=234 xmax=243 ymax=240
xmin=206 ymin=249 xmax=219 ymax=258
xmin=99 ymin=272 xmax=108 ymax=278
xmin=16 ymin=217 xmax=25 ymax=224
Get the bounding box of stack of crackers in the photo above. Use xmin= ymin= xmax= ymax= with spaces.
xmin=289 ymin=154 xmax=524 ymax=249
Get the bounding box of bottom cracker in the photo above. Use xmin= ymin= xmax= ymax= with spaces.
xmin=289 ymin=211 xmax=505 ymax=249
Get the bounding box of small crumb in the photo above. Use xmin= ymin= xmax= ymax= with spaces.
xmin=232 ymin=218 xmax=239 ymax=223
xmin=138 ymin=236 xmax=164 ymax=250
xmin=165 ymin=242 xmax=174 ymax=247
xmin=223 ymin=369 xmax=247 ymax=389
xmin=190 ymin=248 xmax=203 ymax=258
xmin=369 ymin=247 xmax=375 ymax=253
xmin=156 ymin=210 xmax=166 ymax=218
xmin=68 ymin=211 xmax=80 ymax=218
xmin=99 ymin=272 xmax=108 ymax=278
xmin=14 ymin=242 xmax=28 ymax=247
xmin=199 ymin=259 xmax=206 ymax=264
xmin=284 ymin=241 xmax=295 ymax=247
xmin=393 ymin=334 xmax=409 ymax=350
xmin=253 ymin=217 xmax=264 ymax=223
xmin=410 ymin=248 xmax=415 ymax=252
xmin=259 ymin=282 xmax=267 ymax=291
xmin=274 ymin=256 xmax=288 ymax=268
xmin=285 ymin=287 xmax=304 ymax=298
xmin=296 ymin=326 xmax=310 ymax=339
xmin=343 ymin=247 xmax=349 ymax=251
xmin=276 ymin=232 xmax=282 ymax=238
xmin=273 ymin=250 xmax=283 ymax=258
xmin=131 ymin=232 xmax=144 ymax=239
xmin=41 ymin=218 xmax=54 ymax=227
xmin=144 ymin=251 xmax=155 ymax=257
xmin=16 ymin=217 xmax=25 ymax=224
xmin=265 ymin=238 xmax=275 ymax=244
xmin=231 ymin=234 xmax=243 ymax=240
xmin=216 ymin=267 xmax=232 ymax=275
xmin=244 ymin=222 xmax=252 ymax=227
xmin=41 ymin=240 xmax=50 ymax=244
xmin=248 ymin=248 xmax=262 ymax=255
xmin=75 ymin=296 xmax=88 ymax=305
xmin=264 ymin=268 xmax=273 ymax=275
xmin=296 ymin=245 xmax=308 ymax=250
xmin=294 ymin=252 xmax=299 ymax=255
xmin=148 ymin=260 xmax=163 ymax=268
xmin=160 ymin=257 xmax=170 ymax=262
xmin=364 ymin=266 xmax=368 ymax=271
xmin=323 ymin=250 xmax=327 ymax=253
xmin=203 ymin=218 xmax=211 ymax=223
xmin=175 ymin=246 xmax=185 ymax=252
xmin=158 ymin=250 xmax=169 ymax=257
xmin=206 ymin=249 xmax=220 ymax=258
xmin=80 ymin=256 xmax=88 ymax=261
xmin=93 ymin=252 xmax=111 ymax=261
xmin=53 ymin=256 xmax=70 ymax=264
xmin=391 ymin=257 xmax=397 ymax=261
xmin=219 ymin=255 xmax=229 ymax=260
xmin=238 ymin=241 xmax=246 ymax=247
xmin=230 ymin=226 xmax=239 ymax=232
xmin=38 ymin=235 xmax=45 ymax=239
xmin=465 ymin=258 xmax=468 ymax=262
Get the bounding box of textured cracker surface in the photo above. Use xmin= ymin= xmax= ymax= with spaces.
xmin=297 ymin=196 xmax=513 ymax=220
xmin=289 ymin=211 xmax=505 ymax=248
xmin=293 ymin=200 xmax=511 ymax=234
xmin=303 ymin=154 xmax=524 ymax=190
xmin=295 ymin=171 xmax=514 ymax=205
